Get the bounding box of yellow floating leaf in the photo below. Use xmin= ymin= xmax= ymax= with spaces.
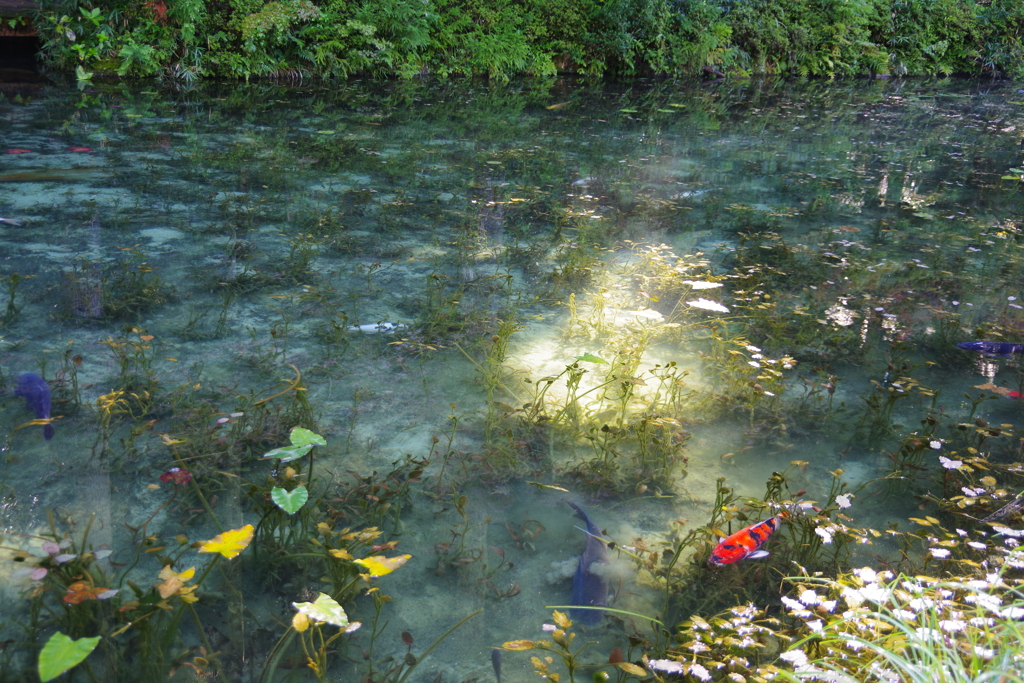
xmin=330 ymin=548 xmax=353 ymax=560
xmin=502 ymin=640 xmax=536 ymax=651
xmin=354 ymin=554 xmax=411 ymax=577
xmin=156 ymin=565 xmax=196 ymax=599
xmin=199 ymin=524 xmax=255 ymax=559
xmin=552 ymin=610 xmax=572 ymax=629
xmin=616 ymin=662 xmax=647 ymax=676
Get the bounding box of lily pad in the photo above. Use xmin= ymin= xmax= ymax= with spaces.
xmin=272 ymin=485 xmax=309 ymax=514
xmin=289 ymin=427 xmax=326 ymax=448
xmin=261 ymin=443 xmax=313 ymax=462
xmin=293 ymin=593 xmax=351 ymax=628
xmin=39 ymin=632 xmax=100 ymax=682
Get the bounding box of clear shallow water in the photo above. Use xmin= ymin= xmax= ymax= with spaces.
xmin=1 ymin=77 xmax=1023 ymax=681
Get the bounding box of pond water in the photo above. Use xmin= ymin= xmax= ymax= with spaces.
xmin=1 ymin=76 xmax=1023 ymax=682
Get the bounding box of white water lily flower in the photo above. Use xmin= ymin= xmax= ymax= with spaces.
xmin=799 ymin=589 xmax=821 ymax=605
xmin=687 ymin=298 xmax=730 ymax=313
xmin=688 ymin=663 xmax=711 ymax=681
xmin=648 ymin=659 xmax=685 ymax=674
xmin=939 ymin=456 xmax=963 ymax=469
xmin=835 ymin=493 xmax=852 ymax=509
xmin=929 ymin=547 xmax=951 ymax=559
xmin=782 ymin=596 xmax=810 ymax=616
xmin=842 ymin=586 xmax=865 ymax=609
xmin=929 ymin=440 xmax=942 ymax=450
xmin=859 ymin=584 xmax=892 ymax=604
xmin=893 ymin=609 xmax=917 ymax=621
xmin=854 ymin=567 xmax=878 ymax=584
xmin=815 ymin=526 xmax=833 ymax=544
xmin=779 ymin=649 xmax=809 ymax=667
xmin=939 ymin=619 xmax=966 ymax=632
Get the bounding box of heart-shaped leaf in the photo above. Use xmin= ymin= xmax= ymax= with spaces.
xmin=198 ymin=524 xmax=255 ymax=560
xmin=293 ymin=593 xmax=350 ymax=628
xmin=272 ymin=485 xmax=308 ymax=514
xmin=39 ymin=632 xmax=100 ymax=682
xmin=261 ymin=443 xmax=312 ymax=462
xmin=290 ymin=427 xmax=326 ymax=448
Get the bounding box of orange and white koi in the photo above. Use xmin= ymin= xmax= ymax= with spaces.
xmin=708 ymin=513 xmax=786 ymax=567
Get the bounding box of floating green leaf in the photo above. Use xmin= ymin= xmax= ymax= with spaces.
xmin=576 ymin=352 xmax=608 ymax=364
xmin=290 ymin=426 xmax=326 ymax=448
xmin=293 ymin=593 xmax=351 ymax=628
xmin=39 ymin=632 xmax=100 ymax=682
xmin=272 ymin=485 xmax=309 ymax=514
xmin=261 ymin=443 xmax=312 ymax=462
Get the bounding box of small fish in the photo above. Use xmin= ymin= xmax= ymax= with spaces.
xmin=347 ymin=322 xmax=407 ymax=334
xmin=15 ymin=372 xmax=54 ymax=440
xmin=567 ymin=501 xmax=611 ymax=625
xmin=491 ymin=649 xmax=502 ymax=683
xmin=957 ymin=341 xmax=1024 ymax=357
xmin=5 ymin=148 xmax=34 ymax=154
xmin=0 ymin=217 xmax=22 ymax=226
xmin=66 ymin=146 xmax=93 ymax=152
xmin=708 ymin=513 xmax=786 ymax=567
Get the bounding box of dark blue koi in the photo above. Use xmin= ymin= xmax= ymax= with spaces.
xmin=957 ymin=341 xmax=1024 ymax=358
xmin=15 ymin=373 xmax=54 ymax=440
xmin=491 ymin=649 xmax=502 ymax=683
xmin=567 ymin=501 xmax=611 ymax=625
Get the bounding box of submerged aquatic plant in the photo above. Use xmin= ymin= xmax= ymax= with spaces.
xmin=500 ymin=610 xmax=648 ymax=682
xmin=774 ymin=568 xmax=1024 ymax=683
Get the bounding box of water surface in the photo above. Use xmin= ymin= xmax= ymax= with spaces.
xmin=1 ymin=76 xmax=1023 ymax=681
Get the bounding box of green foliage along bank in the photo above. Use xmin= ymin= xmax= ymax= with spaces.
xmin=32 ymin=0 xmax=1024 ymax=82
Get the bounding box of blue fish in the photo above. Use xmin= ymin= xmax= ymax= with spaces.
xmin=957 ymin=341 xmax=1024 ymax=358
xmin=567 ymin=501 xmax=610 ymax=625
xmin=491 ymin=649 xmax=502 ymax=683
xmin=15 ymin=373 xmax=54 ymax=440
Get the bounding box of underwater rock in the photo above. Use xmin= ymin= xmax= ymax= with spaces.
xmin=348 ymin=322 xmax=407 ymax=334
